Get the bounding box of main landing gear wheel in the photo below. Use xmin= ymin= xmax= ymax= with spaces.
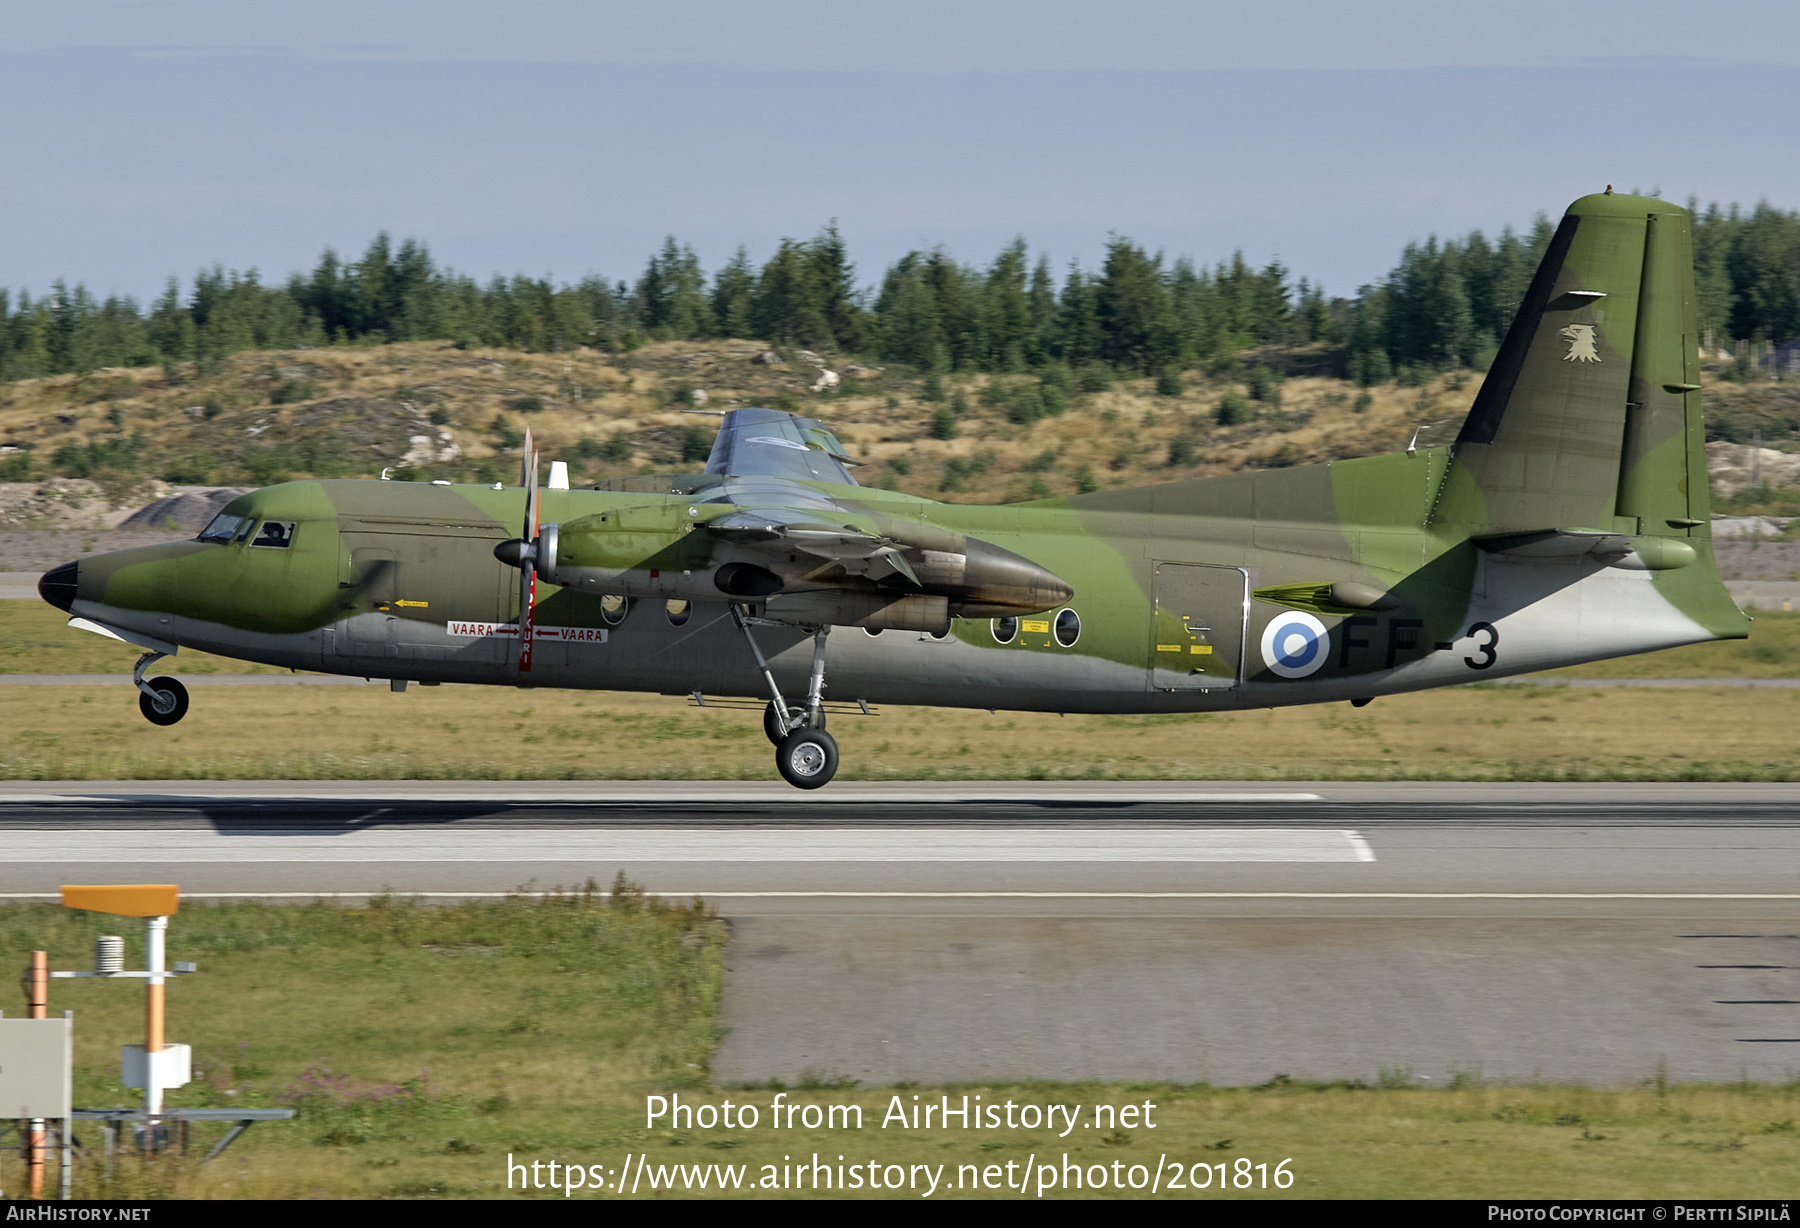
xmin=763 ymin=700 xmax=825 ymax=746
xmin=733 ymin=607 xmax=839 ymax=789
xmin=776 ymin=727 xmax=839 ymax=789
xmin=138 ymin=676 xmax=189 ymax=726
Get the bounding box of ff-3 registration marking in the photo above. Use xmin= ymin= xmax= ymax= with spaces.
xmin=447 ymin=622 xmax=609 ymax=643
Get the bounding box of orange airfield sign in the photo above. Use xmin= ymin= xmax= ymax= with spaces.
xmin=61 ymin=884 xmax=180 ymax=917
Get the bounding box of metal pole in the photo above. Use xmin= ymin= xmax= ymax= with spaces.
xmin=144 ymin=916 xmax=167 ymax=1148
xmin=60 ymin=1010 xmax=71 ymax=1201
xmin=27 ymin=951 xmax=46 ymax=1198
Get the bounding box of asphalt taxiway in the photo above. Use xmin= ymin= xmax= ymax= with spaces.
xmin=3 ymin=780 xmax=1796 ymax=1087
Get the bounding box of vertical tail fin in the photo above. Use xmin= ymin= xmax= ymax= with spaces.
xmin=1444 ymin=192 xmax=1708 ymax=539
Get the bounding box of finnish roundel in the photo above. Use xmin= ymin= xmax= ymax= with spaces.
xmin=1260 ymin=611 xmax=1329 ymax=679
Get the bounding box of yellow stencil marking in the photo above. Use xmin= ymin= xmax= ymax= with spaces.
xmin=395 ymin=599 xmax=429 ymax=608
xmin=1190 ymin=644 xmax=1213 ymax=654
xmin=1157 ymin=644 xmax=1181 ymax=653
xmin=1023 ymin=620 xmax=1050 ymax=634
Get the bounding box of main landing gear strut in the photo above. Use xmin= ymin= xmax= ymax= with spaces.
xmin=731 ymin=604 xmax=838 ymax=789
xmin=133 ymin=652 xmax=189 ymax=726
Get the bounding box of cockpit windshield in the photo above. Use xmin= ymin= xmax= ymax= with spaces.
xmin=197 ymin=513 xmax=245 ymax=543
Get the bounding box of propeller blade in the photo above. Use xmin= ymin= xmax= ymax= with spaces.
xmin=519 ymin=428 xmax=538 ymax=673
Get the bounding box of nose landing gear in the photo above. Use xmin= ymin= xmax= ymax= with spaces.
xmin=732 ymin=605 xmax=839 ymax=789
xmin=133 ymin=652 xmax=189 ymax=726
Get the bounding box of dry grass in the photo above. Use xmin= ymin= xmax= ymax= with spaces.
xmin=0 ymin=339 xmax=1482 ymax=504
xmin=1 ymin=674 xmax=1798 ymax=782
xmin=0 ymin=334 xmax=1783 ymax=514
xmin=0 ymin=600 xmax=275 ymax=675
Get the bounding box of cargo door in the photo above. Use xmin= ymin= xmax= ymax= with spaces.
xmin=338 ymin=539 xmax=398 ymax=659
xmin=1149 ymin=563 xmax=1246 ymax=690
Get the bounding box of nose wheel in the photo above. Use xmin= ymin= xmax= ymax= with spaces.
xmin=733 ymin=606 xmax=841 ymax=788
xmin=133 ymin=651 xmax=190 ymax=726
xmin=139 ymin=677 xmax=189 ymax=726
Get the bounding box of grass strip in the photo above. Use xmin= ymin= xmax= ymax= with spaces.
xmin=4 ymin=895 xmax=1798 ymax=1199
xmin=3 ymin=677 xmax=1800 ymax=781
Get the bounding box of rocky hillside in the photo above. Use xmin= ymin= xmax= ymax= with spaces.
xmin=0 ymin=338 xmax=1791 ymax=514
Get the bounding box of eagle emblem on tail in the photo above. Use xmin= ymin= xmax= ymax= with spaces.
xmin=1560 ymin=323 xmax=1600 ymax=363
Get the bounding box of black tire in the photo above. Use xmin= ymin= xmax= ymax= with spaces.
xmin=138 ymin=677 xmax=189 ymax=726
xmin=763 ymin=700 xmax=824 ymax=746
xmin=775 ymin=727 xmax=838 ymax=789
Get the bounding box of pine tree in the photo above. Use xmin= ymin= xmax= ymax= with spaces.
xmin=1026 ymin=254 xmax=1059 ymax=366
xmin=802 ymin=222 xmax=866 ymax=352
xmin=711 ymin=248 xmax=757 ymax=340
xmin=639 ymin=237 xmax=713 ymax=341
xmin=983 ymin=238 xmax=1031 ymax=372
xmin=1096 ymin=236 xmax=1177 ymax=374
xmin=1057 ymin=263 xmax=1102 ymax=370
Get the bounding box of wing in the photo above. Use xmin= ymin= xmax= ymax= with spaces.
xmin=701 ymin=406 xmax=861 ymax=486
xmin=523 ymin=407 xmax=1073 ymax=629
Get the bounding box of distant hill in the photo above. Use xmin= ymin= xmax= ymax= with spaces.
xmin=0 ymin=336 xmax=1793 ymax=515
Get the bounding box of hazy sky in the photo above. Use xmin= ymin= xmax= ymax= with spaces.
xmin=6 ymin=2 xmax=1799 ymax=303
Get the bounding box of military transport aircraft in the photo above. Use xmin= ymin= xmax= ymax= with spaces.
xmin=38 ymin=192 xmax=1745 ymax=787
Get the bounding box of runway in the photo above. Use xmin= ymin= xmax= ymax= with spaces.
xmin=3 ymin=780 xmax=1797 ymax=1087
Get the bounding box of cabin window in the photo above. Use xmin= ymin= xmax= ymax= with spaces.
xmin=991 ymin=616 xmax=1018 ymax=645
xmin=665 ymin=599 xmax=690 ymax=626
xmin=250 ymin=520 xmax=296 ymax=549
xmin=864 ymin=626 xmax=883 ymax=637
xmin=197 ymin=513 xmax=244 ymax=543
xmin=600 ymin=595 xmax=629 ymax=626
xmin=1054 ymin=607 xmax=1081 ymax=647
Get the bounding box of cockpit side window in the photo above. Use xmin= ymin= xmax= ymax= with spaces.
xmin=250 ymin=520 xmax=296 ymax=549
xmin=197 ymin=513 xmax=244 ymax=543
xmin=232 ymin=519 xmax=257 ymax=544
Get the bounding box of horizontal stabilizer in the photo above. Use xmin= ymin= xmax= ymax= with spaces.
xmin=1475 ymin=529 xmax=1632 ymax=559
xmin=1475 ymin=528 xmax=1697 ymax=571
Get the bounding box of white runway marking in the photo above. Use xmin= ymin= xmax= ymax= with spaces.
xmin=2 ymin=827 xmax=1373 ymax=863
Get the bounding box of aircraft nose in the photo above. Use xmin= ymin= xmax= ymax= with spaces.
xmin=38 ymin=561 xmax=78 ymax=612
